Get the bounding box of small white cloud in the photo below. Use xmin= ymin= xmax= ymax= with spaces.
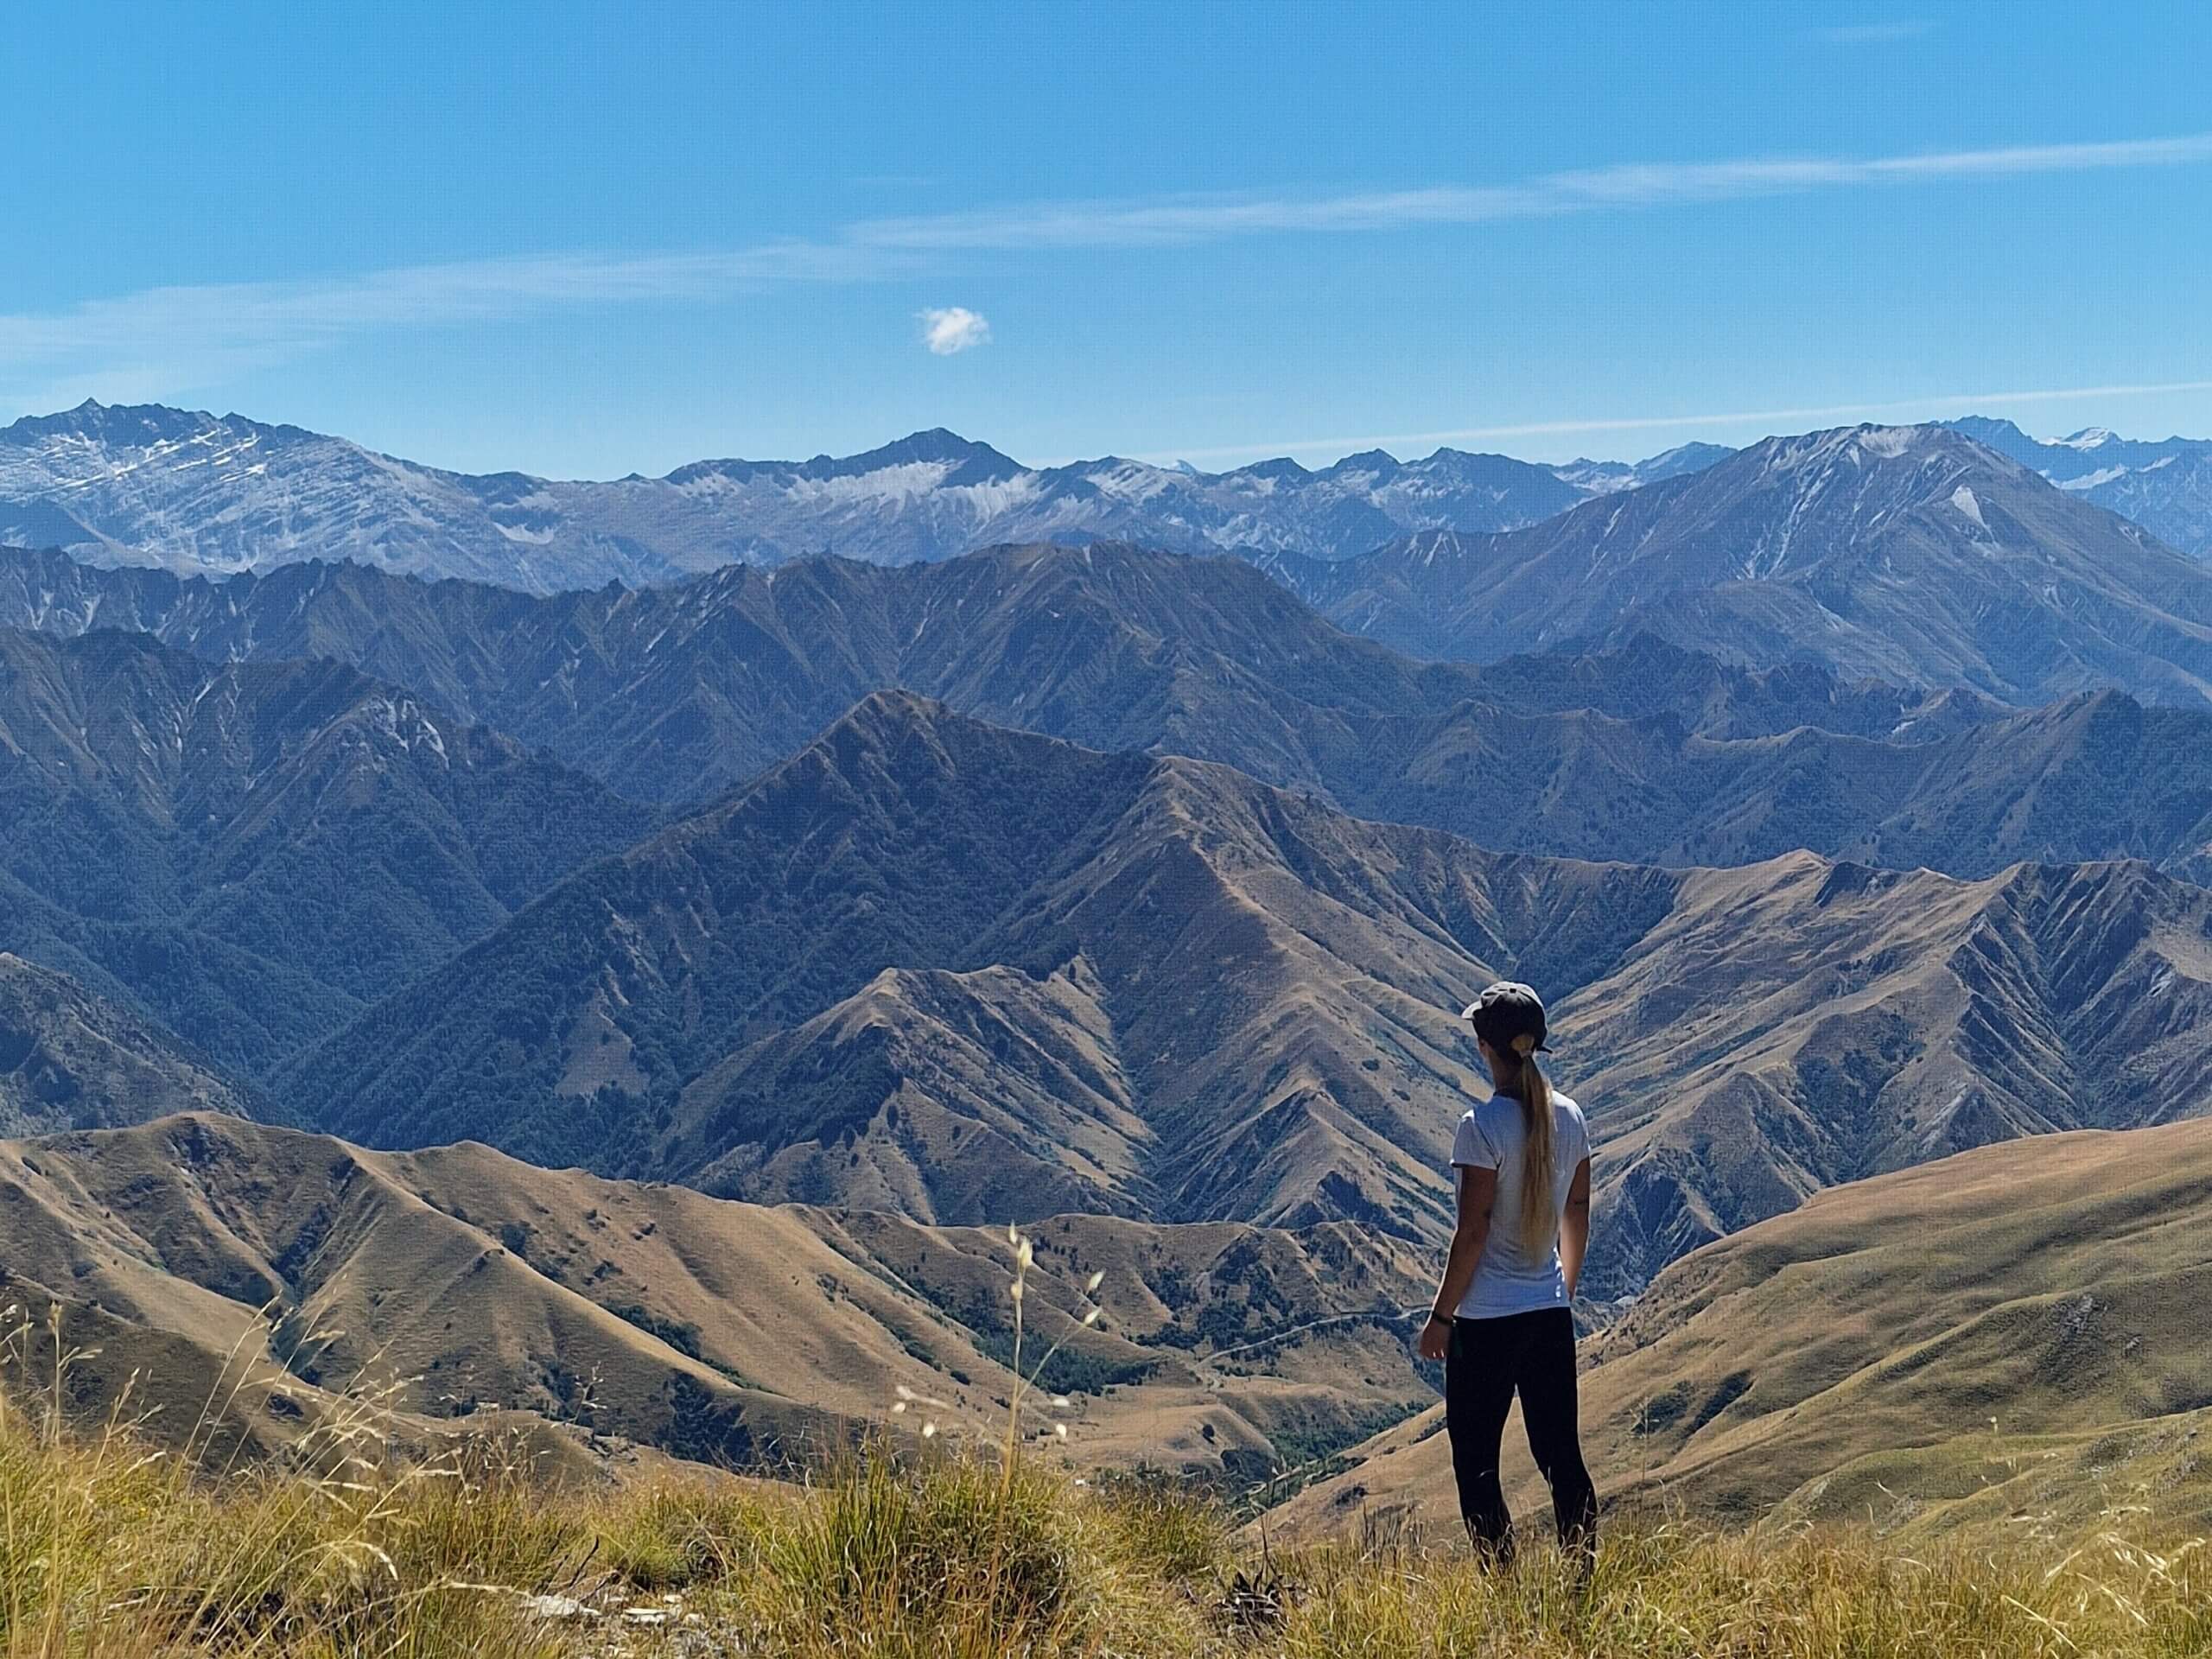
xmin=918 ymin=306 xmax=991 ymax=355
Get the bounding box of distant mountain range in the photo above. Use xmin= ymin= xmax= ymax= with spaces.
xmin=5 ymin=401 xmax=2209 ymax=597
xmin=9 ymin=542 xmax=2211 ymax=888
xmin=40 ymin=416 xmax=2189 ymax=728
xmin=1272 ymin=424 xmax=2212 ymax=704
xmin=0 ymin=401 xmax=1727 ymax=589
xmin=0 ymin=539 xmax=1999 ymax=807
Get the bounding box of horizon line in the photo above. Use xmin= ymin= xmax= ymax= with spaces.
xmin=8 ymin=381 xmax=2212 ymax=481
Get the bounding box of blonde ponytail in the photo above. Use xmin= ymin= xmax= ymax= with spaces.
xmin=1510 ymin=1033 xmax=1557 ymax=1258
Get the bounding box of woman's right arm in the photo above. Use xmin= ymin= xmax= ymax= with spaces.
xmin=1560 ymin=1155 xmax=1592 ymax=1300
xmin=1418 ymin=1165 xmax=1495 ymax=1360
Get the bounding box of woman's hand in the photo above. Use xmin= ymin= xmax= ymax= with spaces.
xmin=1417 ymin=1312 xmax=1453 ymax=1362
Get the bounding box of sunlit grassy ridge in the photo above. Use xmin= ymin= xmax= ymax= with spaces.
xmin=1277 ymin=1122 xmax=2212 ymax=1544
xmin=4 ymin=1212 xmax=2207 ymax=1656
xmin=4 ymin=1341 xmax=2206 ymax=1658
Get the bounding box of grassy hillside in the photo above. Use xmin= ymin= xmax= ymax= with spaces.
xmin=1275 ymin=1120 xmax=2212 ymax=1545
xmin=0 ymin=1114 xmax=1434 ymax=1491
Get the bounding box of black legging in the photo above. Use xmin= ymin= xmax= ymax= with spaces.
xmin=1445 ymin=1306 xmax=1598 ymax=1562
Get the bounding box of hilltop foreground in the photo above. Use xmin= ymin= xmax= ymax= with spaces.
xmin=3 ymin=1121 xmax=2209 ymax=1656
xmin=3 ymin=1367 xmax=2206 ymax=1658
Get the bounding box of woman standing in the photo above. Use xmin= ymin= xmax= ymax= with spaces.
xmin=1415 ymin=980 xmax=1597 ymax=1565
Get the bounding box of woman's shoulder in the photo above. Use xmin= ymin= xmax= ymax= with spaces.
xmin=1552 ymin=1091 xmax=1588 ymax=1130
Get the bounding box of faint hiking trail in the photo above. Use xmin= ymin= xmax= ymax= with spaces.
xmin=1193 ymin=1306 xmax=1429 ymax=1382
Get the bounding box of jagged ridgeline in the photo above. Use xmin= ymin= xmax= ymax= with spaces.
xmin=0 ymin=400 xmax=1713 ymax=588
xmin=9 ymin=537 xmax=2212 ymax=881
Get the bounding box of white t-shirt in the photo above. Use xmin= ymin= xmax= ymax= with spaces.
xmin=1449 ymin=1090 xmax=1591 ymax=1319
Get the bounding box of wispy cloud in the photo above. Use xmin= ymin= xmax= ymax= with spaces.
xmin=1146 ymin=379 xmax=2212 ymax=466
xmin=842 ymin=134 xmax=2212 ymax=251
xmin=918 ymin=306 xmax=991 ymax=355
xmin=3 ymin=132 xmax=2209 ymax=409
xmin=0 ymin=245 xmax=888 ymax=408
xmin=1810 ymin=20 xmax=1937 ymax=45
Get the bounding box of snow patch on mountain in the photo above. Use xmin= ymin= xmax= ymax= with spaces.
xmin=2056 ymin=466 xmax=2129 ymax=492
xmin=1856 ymin=426 xmax=1922 ymax=458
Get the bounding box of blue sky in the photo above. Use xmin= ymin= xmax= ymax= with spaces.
xmin=3 ymin=3 xmax=2208 ymax=476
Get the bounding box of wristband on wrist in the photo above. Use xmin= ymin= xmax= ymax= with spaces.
xmin=1427 ymin=1309 xmax=1454 ymax=1325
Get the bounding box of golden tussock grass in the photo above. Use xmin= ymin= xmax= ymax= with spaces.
xmin=3 ymin=1294 xmax=2210 ymax=1658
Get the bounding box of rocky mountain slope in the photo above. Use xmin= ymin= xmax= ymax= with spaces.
xmin=280 ymin=692 xmax=1678 ymax=1238
xmin=0 ymin=402 xmax=1725 ymax=588
xmin=0 ymin=955 xmax=267 ymax=1136
xmin=1326 ymin=679 xmax=2212 ymax=883
xmin=0 ymin=628 xmax=652 ymax=1072
xmin=1554 ymin=851 xmax=2212 ymax=1290
xmin=1946 ymin=416 xmax=2212 ymax=556
xmin=280 ymin=698 xmax=2212 ymax=1294
xmin=1276 ymin=1119 xmax=2212 ymax=1541
xmin=1277 ymin=424 xmax=2212 ymax=705
xmin=0 ymin=1112 xmax=1433 ymax=1486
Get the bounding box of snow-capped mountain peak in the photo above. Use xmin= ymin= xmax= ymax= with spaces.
xmin=0 ymin=404 xmax=1739 ymax=591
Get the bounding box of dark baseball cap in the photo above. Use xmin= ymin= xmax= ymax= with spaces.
xmin=1460 ymin=981 xmax=1550 ymax=1052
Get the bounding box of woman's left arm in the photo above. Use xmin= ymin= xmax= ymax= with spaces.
xmin=1418 ymin=1166 xmax=1495 ymax=1360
